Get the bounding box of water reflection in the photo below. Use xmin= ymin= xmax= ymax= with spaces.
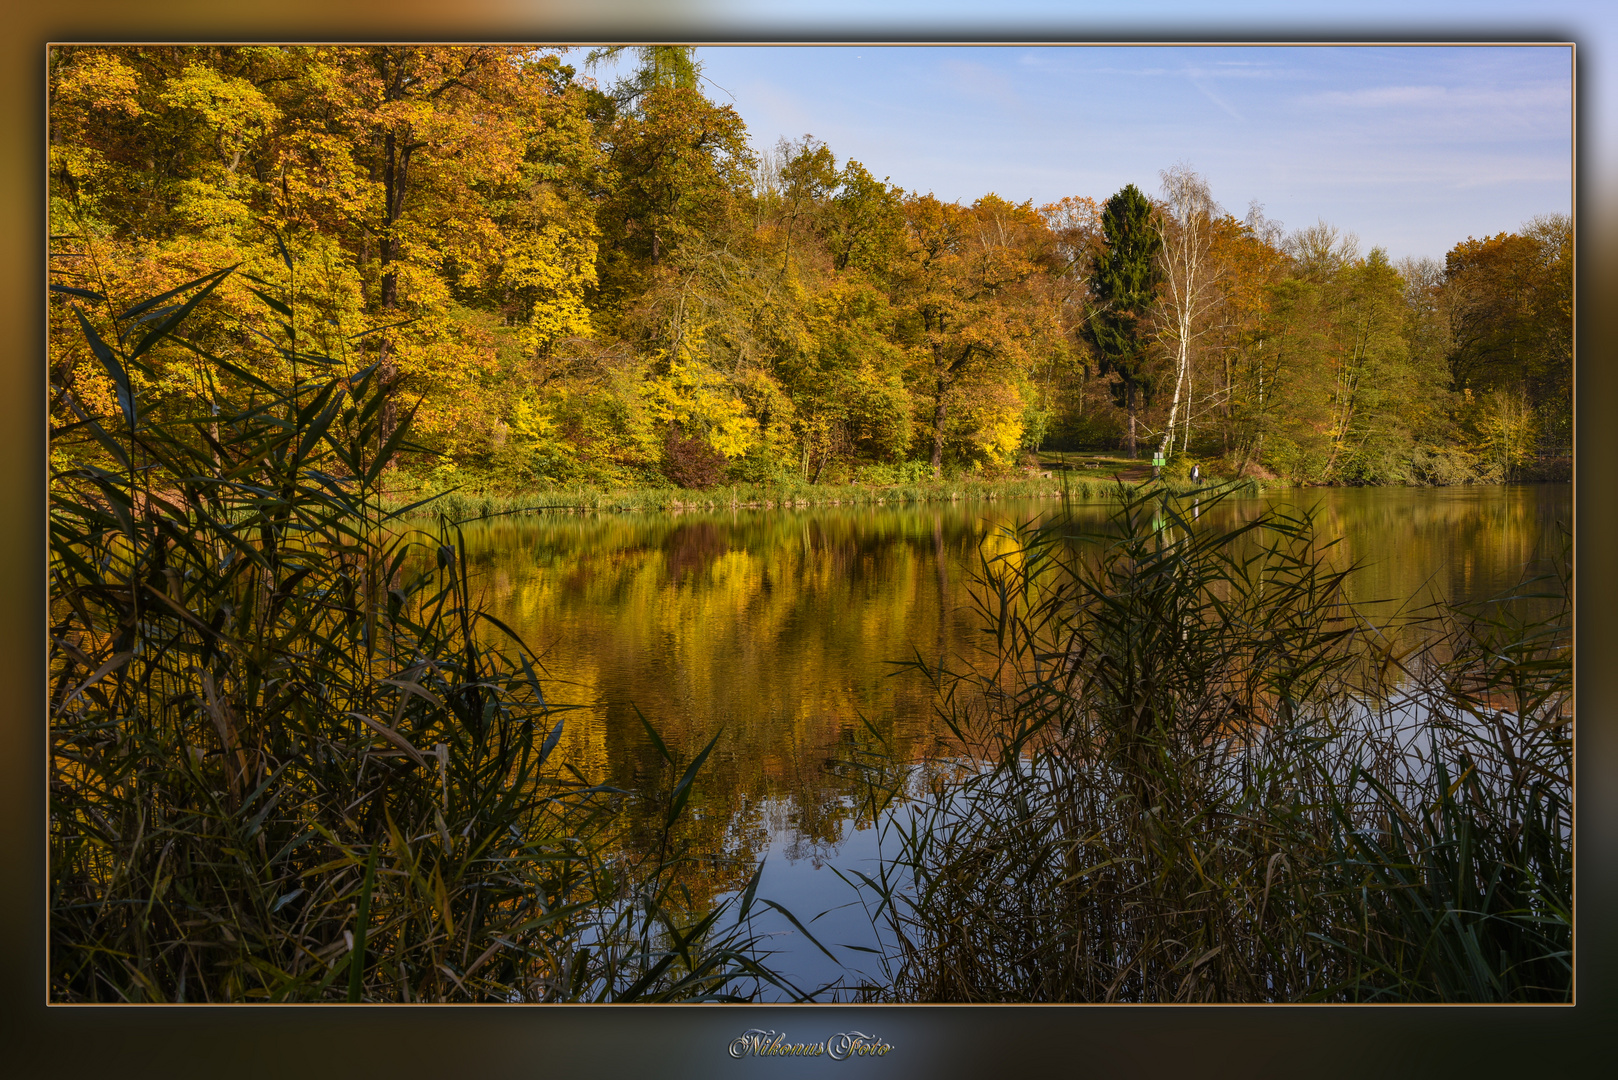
xmin=449 ymin=484 xmax=1569 ymax=988
xmin=454 ymin=503 xmax=1022 ymax=895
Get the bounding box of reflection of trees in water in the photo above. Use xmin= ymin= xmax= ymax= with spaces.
xmin=1126 ymin=486 xmax=1567 ymax=628
xmin=664 ymin=522 xmax=731 ymax=581
xmin=452 ymin=486 xmax=1569 ymax=910
xmin=453 ymin=503 xmax=1017 ymax=909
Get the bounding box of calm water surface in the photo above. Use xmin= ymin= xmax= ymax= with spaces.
xmin=453 ymin=484 xmax=1570 ymax=996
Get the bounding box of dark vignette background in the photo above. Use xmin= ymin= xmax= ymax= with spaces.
xmin=2 ymin=4 xmax=1609 ymax=1078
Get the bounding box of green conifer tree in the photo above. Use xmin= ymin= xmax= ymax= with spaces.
xmin=1084 ymin=184 xmax=1163 ymax=459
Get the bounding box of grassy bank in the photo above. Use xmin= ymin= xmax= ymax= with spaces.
xmin=388 ymin=446 xmax=1567 ymax=527
xmin=841 ymin=486 xmax=1571 ymax=1003
xmin=385 ymin=469 xmax=1258 ymax=524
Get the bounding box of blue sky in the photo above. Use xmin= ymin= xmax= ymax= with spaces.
xmin=645 ymin=44 xmax=1572 ymax=263
xmin=568 ymin=0 xmax=1608 ymax=263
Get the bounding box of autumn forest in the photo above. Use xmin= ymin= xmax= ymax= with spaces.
xmin=46 ymin=43 xmax=1574 ymax=1006
xmin=49 ymin=44 xmax=1571 ymax=494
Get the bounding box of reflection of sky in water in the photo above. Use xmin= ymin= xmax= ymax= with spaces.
xmin=456 ymin=484 xmax=1569 ymax=996
xmin=721 ymin=805 xmax=893 ymax=1001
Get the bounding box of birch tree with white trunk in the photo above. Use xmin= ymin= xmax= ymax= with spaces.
xmin=1152 ymin=165 xmax=1225 ymax=464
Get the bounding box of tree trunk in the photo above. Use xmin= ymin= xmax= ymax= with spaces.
xmin=376 ymin=115 xmax=413 ymax=472
xmin=1158 ymin=333 xmax=1190 ymax=463
xmin=1125 ymin=384 xmax=1138 ymax=459
xmin=1222 ymin=351 xmax=1233 ymax=454
xmin=1182 ymin=362 xmax=1194 ymax=454
xmin=930 ymin=373 xmax=948 ymax=479
xmin=379 ymin=126 xmax=410 ymax=311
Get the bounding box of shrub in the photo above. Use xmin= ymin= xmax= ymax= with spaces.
xmin=662 ymin=428 xmax=728 ymax=489
xmin=854 ymin=459 xmax=933 ymax=486
xmin=1411 ymin=444 xmax=1483 ymax=486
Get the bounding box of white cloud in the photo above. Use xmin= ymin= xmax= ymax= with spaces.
xmin=1187 ymin=77 xmax=1246 ymax=122
xmin=1308 ymin=81 xmax=1569 ymax=111
xmin=1177 ymin=62 xmax=1304 ymax=81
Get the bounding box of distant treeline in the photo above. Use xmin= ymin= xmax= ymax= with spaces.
xmin=49 ymin=45 xmax=1571 ymax=490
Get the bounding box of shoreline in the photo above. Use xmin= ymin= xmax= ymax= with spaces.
xmin=381 ymin=456 xmax=1569 ymax=524
xmin=383 ymin=472 xmax=1240 ymax=521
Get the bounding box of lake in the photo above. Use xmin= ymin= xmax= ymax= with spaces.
xmin=448 ymin=483 xmax=1571 ymax=998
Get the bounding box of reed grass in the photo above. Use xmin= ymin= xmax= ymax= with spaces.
xmin=48 ymin=263 xmax=796 ymax=1002
xmin=840 ymin=485 xmax=1570 ymax=1002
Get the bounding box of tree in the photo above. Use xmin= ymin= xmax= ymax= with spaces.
xmin=1035 ymin=195 xmax=1106 ymax=447
xmin=1320 ymin=248 xmax=1417 ymax=480
xmin=1206 ymin=203 xmax=1288 ymax=464
xmin=1443 ymin=217 xmax=1571 ymax=455
xmin=1083 ymin=184 xmax=1163 ymax=459
xmin=1220 ymin=220 xmax=1356 ymax=482
xmin=595 ymin=82 xmax=753 ymax=297
xmin=826 ymin=160 xmax=905 ymax=274
xmin=336 ymin=47 xmax=538 ymax=461
xmin=587 ymin=45 xmax=702 ymax=110
xmin=776 ymin=135 xmax=838 ymax=273
xmin=51 ymin=46 xmax=1569 ymax=495
xmin=487 ymin=59 xmax=603 ymax=368
xmin=1242 ymin=224 xmax=1432 ymax=484
xmin=892 ymin=194 xmax=1060 ymax=477
xmin=1151 ymin=165 xmax=1224 ymax=462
